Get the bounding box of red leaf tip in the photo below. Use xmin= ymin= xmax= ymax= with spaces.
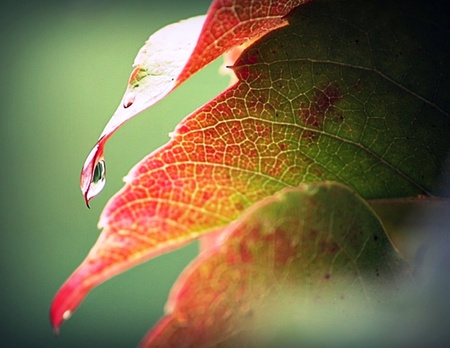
xmin=50 ymin=273 xmax=90 ymax=335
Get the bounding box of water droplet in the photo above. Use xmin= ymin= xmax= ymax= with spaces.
xmin=62 ymin=310 xmax=72 ymax=320
xmin=86 ymin=159 xmax=106 ymax=202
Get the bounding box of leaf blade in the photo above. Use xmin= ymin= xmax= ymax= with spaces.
xmin=53 ymin=0 xmax=450 ymax=333
xmin=141 ymin=182 xmax=410 ymax=346
xmin=81 ymin=0 xmax=309 ymax=204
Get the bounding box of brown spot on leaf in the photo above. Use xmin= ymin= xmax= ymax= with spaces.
xmin=302 ymin=130 xmax=317 ymax=142
xmin=309 ymin=228 xmax=318 ymax=240
xmin=246 ymin=49 xmax=260 ymax=64
xmin=310 ymin=165 xmax=324 ymax=178
xmin=298 ymin=83 xmax=343 ymax=130
xmin=328 ymin=243 xmax=339 ymax=254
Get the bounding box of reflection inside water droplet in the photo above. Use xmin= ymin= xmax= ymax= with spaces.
xmin=93 ymin=159 xmax=106 ymax=183
xmin=87 ymin=159 xmax=106 ymax=201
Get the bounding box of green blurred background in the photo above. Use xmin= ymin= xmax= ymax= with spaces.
xmin=0 ymin=0 xmax=228 ymax=346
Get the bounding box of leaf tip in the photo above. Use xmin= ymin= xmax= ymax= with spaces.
xmin=49 ymin=278 xmax=86 ymax=335
xmin=50 ymin=287 xmax=73 ymax=336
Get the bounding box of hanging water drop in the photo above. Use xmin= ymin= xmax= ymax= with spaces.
xmin=80 ymin=142 xmax=108 ymax=207
xmin=84 ymin=159 xmax=107 ymax=207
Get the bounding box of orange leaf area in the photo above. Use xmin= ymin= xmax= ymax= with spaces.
xmin=141 ymin=183 xmax=409 ymax=346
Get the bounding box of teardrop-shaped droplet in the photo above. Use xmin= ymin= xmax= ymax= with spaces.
xmin=80 ymin=142 xmax=108 ymax=207
xmin=86 ymin=159 xmax=106 ymax=204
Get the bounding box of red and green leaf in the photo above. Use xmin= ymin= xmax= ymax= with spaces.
xmin=81 ymin=0 xmax=309 ymax=206
xmin=141 ymin=183 xmax=410 ymax=346
xmin=52 ymin=0 xmax=450 ymax=340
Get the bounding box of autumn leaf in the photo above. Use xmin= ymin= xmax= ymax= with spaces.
xmin=51 ymin=0 xmax=450 ymax=336
xmin=141 ymin=183 xmax=410 ymax=346
xmin=81 ymin=0 xmax=309 ymax=206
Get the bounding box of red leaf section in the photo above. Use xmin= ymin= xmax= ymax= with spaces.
xmin=81 ymin=0 xmax=310 ymax=205
xmin=178 ymin=0 xmax=310 ymax=84
xmin=54 ymin=0 xmax=313 ymax=333
xmin=52 ymin=83 xmax=293 ymax=331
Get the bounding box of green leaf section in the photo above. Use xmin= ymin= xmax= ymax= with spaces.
xmin=142 ymin=182 xmax=409 ymax=346
xmin=229 ymin=0 xmax=450 ymax=198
